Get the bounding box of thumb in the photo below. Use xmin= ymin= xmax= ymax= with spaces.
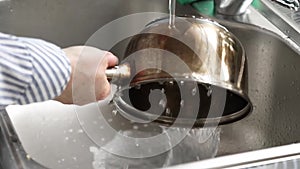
xmin=105 ymin=52 xmax=119 ymax=68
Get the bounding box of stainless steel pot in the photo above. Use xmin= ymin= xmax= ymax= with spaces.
xmin=110 ymin=16 xmax=252 ymax=127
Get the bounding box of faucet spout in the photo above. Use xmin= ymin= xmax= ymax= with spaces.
xmin=214 ymin=0 xmax=253 ymax=16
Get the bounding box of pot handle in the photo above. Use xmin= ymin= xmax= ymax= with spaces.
xmin=105 ymin=64 xmax=131 ymax=80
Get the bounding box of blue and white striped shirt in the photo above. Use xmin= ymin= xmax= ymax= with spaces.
xmin=0 ymin=32 xmax=71 ymax=109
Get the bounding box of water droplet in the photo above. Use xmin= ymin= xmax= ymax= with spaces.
xmin=159 ymin=99 xmax=167 ymax=108
xmin=291 ymin=81 xmax=295 ymax=86
xmin=192 ymin=87 xmax=197 ymax=96
xmin=135 ymin=84 xmax=141 ymax=90
xmin=68 ymin=129 xmax=73 ymax=133
xmin=133 ymin=125 xmax=139 ymax=130
xmin=180 ymin=81 xmax=184 ymax=85
xmin=72 ymin=157 xmax=77 ymax=161
xmin=136 ymin=143 xmax=139 ymax=147
xmin=112 ymin=109 xmax=118 ymax=116
xmin=77 ymin=129 xmax=84 ymax=133
xmin=166 ymin=108 xmax=171 ymax=115
xmin=108 ymin=118 xmax=113 ymax=123
xmin=143 ymin=124 xmax=149 ymax=127
xmin=207 ymin=86 xmax=212 ymax=96
xmin=26 ymin=154 xmax=31 ymax=160
xmin=180 ymin=100 xmax=184 ymax=107
xmin=169 ymin=81 xmax=174 ymax=85
xmin=285 ymin=30 xmax=290 ymax=34
xmin=101 ymin=138 xmax=105 ymax=141
xmin=72 ymin=139 xmax=77 ymax=143
xmin=61 ymin=158 xmax=65 ymax=162
xmin=65 ymin=137 xmax=69 ymax=141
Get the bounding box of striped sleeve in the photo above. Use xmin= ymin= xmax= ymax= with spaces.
xmin=0 ymin=32 xmax=71 ymax=109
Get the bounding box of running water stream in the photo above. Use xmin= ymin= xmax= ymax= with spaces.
xmin=168 ymin=0 xmax=176 ymax=28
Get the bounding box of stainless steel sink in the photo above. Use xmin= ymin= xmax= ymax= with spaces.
xmin=3 ymin=18 xmax=300 ymax=169
xmin=1 ymin=0 xmax=300 ymax=168
xmin=168 ymin=3 xmax=300 ymax=168
xmin=215 ymin=20 xmax=300 ymax=156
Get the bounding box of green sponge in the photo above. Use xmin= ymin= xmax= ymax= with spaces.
xmin=192 ymin=1 xmax=214 ymax=16
xmin=177 ymin=0 xmax=199 ymax=5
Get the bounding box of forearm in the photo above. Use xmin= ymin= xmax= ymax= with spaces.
xmin=0 ymin=32 xmax=71 ymax=108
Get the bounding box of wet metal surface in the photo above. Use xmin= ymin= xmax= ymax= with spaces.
xmin=6 ymin=20 xmax=300 ymax=168
xmin=2 ymin=0 xmax=300 ymax=168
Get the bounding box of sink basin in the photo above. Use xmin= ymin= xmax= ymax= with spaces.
xmin=215 ymin=21 xmax=300 ymax=156
xmin=1 ymin=1 xmax=300 ymax=168
xmin=2 ymin=19 xmax=300 ymax=169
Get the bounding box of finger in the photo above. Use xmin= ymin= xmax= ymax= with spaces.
xmin=95 ymin=74 xmax=111 ymax=100
xmin=105 ymin=52 xmax=119 ymax=68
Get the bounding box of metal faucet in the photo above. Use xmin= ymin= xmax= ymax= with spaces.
xmin=214 ymin=0 xmax=254 ymax=16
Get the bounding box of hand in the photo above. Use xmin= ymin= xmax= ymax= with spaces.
xmin=55 ymin=46 xmax=118 ymax=105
